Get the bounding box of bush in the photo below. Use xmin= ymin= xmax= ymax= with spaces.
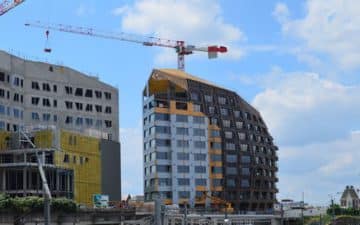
xmin=327 ymin=204 xmax=360 ymax=216
xmin=0 ymin=194 xmax=77 ymax=213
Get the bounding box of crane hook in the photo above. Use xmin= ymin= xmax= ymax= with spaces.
xmin=44 ymin=30 xmax=52 ymax=53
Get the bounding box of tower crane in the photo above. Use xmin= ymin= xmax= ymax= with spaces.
xmin=25 ymin=21 xmax=228 ymax=71
xmin=0 ymin=0 xmax=25 ymax=16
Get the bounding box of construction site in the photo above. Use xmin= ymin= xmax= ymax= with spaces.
xmin=0 ymin=1 xmax=284 ymax=225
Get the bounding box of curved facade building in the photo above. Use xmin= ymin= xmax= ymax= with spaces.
xmin=143 ymin=69 xmax=278 ymax=212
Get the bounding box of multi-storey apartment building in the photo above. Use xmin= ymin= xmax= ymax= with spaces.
xmin=143 ymin=69 xmax=278 ymax=212
xmin=0 ymin=50 xmax=121 ymax=205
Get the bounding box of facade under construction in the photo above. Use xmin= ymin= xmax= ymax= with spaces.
xmin=0 ymin=50 xmax=121 ymax=206
xmin=143 ymin=69 xmax=278 ymax=212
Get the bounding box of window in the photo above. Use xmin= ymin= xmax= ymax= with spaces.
xmin=0 ymin=89 xmax=4 ymax=98
xmin=43 ymin=113 xmax=51 ymax=121
xmin=210 ymin=142 xmax=221 ymax=149
xmin=53 ymin=85 xmax=57 ymax=92
xmin=176 ymin=102 xmax=188 ymax=110
xmin=212 ymin=167 xmax=222 ymax=174
xmin=204 ymin=95 xmax=212 ymax=102
xmin=95 ymin=105 xmax=102 ymax=112
xmin=241 ymin=156 xmax=251 ymax=163
xmin=76 ymin=117 xmax=83 ymax=126
xmin=0 ymin=105 xmax=4 ymax=114
xmin=159 ymin=178 xmax=172 ymax=186
xmin=177 ymin=166 xmax=189 ymax=173
xmin=226 ymin=167 xmax=237 ymax=175
xmin=195 ymin=166 xmax=206 ymax=173
xmin=176 ymin=127 xmax=188 ymax=135
xmin=177 ymin=152 xmax=189 ymax=160
xmin=208 ymin=106 xmax=215 ymax=114
xmin=155 ymin=126 xmax=171 ymax=134
xmin=104 ymin=92 xmax=112 ymax=100
xmin=238 ymin=132 xmax=246 ymax=140
xmin=178 ymin=191 xmax=190 ymax=198
xmin=212 ymin=179 xmax=223 ymax=186
xmin=195 ymin=179 xmax=207 ymax=186
xmin=211 ymin=154 xmax=222 ymax=162
xmin=240 ymin=144 xmax=248 ymax=151
xmin=65 ymin=116 xmax=73 ymax=124
xmin=31 ymin=97 xmax=40 ymax=105
xmin=32 ymin=81 xmax=40 ymax=90
xmin=193 ymin=128 xmax=205 ymax=136
xmin=156 ymin=139 xmax=171 ymax=147
xmin=85 ymin=89 xmax=93 ymax=98
xmin=218 ymin=96 xmax=227 ymax=104
xmin=155 ymin=113 xmax=170 ymax=121
xmin=226 ymin=154 xmax=237 ymax=163
xmin=105 ymin=120 xmax=112 ymax=128
xmin=42 ymin=83 xmax=51 ymax=92
xmin=75 ymin=88 xmax=83 ymax=96
xmin=96 ymin=120 xmax=102 ymax=128
xmin=42 ymin=98 xmax=51 ymax=107
xmin=234 ymin=110 xmax=241 ymax=118
xmin=194 ymin=153 xmax=206 ymax=161
xmin=53 ymin=115 xmax=57 ymax=122
xmin=53 ymin=100 xmax=57 ymax=108
xmin=13 ymin=77 xmax=20 ymax=86
xmin=177 ymin=140 xmax=189 ymax=148
xmin=65 ymin=101 xmax=73 ymax=109
xmin=193 ymin=104 xmax=201 ymax=112
xmin=241 ymin=168 xmax=250 ymax=175
xmin=225 ymin=131 xmax=233 ymax=139
xmin=191 ymin=92 xmax=199 ymax=101
xmin=13 ymin=93 xmax=19 ymax=102
xmin=13 ymin=108 xmax=20 ymax=118
xmin=193 ymin=116 xmax=205 ymax=124
xmin=225 ymin=143 xmax=235 ymax=150
xmin=32 ymin=112 xmax=40 ymax=120
xmin=222 ymin=120 xmax=231 ymax=128
xmin=210 ymin=117 xmax=218 ymax=125
xmin=194 ymin=141 xmax=206 ymax=149
xmin=85 ymin=118 xmax=93 ymax=126
xmin=75 ymin=102 xmax=83 ymax=110
xmin=211 ymin=130 xmax=220 ymax=137
xmin=178 ymin=178 xmax=190 ymax=186
xmin=156 ymin=152 xmax=171 ymax=160
xmin=0 ymin=72 xmax=4 ymax=82
xmin=86 ymin=104 xmax=93 ymax=112
xmin=176 ymin=115 xmax=188 ymax=122
xmin=226 ymin=179 xmax=236 ymax=187
xmin=63 ymin=154 xmax=69 ymax=163
xmin=241 ymin=179 xmax=250 ymax=188
xmin=65 ymin=86 xmax=73 ymax=94
xmin=105 ymin=106 xmax=112 ymax=114
xmin=220 ymin=108 xmax=228 ymax=116
xmin=95 ymin=90 xmax=102 ymax=98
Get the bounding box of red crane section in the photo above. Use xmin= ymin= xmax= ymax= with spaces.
xmin=0 ymin=0 xmax=25 ymax=16
xmin=25 ymin=21 xmax=228 ymax=71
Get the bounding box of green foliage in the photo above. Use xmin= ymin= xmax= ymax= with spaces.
xmin=327 ymin=204 xmax=360 ymax=216
xmin=0 ymin=193 xmax=77 ymax=213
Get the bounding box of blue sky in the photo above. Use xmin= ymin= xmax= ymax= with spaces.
xmin=1 ymin=0 xmax=360 ymax=205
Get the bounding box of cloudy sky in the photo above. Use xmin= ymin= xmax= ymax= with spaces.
xmin=0 ymin=0 xmax=359 ymax=205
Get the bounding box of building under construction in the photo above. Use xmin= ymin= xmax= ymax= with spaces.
xmin=0 ymin=50 xmax=121 ymax=206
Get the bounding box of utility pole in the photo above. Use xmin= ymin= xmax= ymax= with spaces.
xmin=331 ymin=198 xmax=335 ymax=222
xmin=280 ymin=203 xmax=284 ymax=225
xmin=301 ymin=192 xmax=304 ymax=225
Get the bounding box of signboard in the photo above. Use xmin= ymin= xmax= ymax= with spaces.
xmin=93 ymin=194 xmax=109 ymax=208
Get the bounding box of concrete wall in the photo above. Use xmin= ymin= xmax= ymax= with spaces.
xmin=100 ymin=139 xmax=121 ymax=201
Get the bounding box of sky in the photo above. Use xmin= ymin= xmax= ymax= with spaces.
xmin=0 ymin=0 xmax=359 ymax=206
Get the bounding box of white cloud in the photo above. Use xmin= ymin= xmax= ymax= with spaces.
xmin=275 ymin=0 xmax=360 ymax=70
xmin=76 ymin=4 xmax=95 ymax=17
xmin=252 ymin=71 xmax=360 ymax=146
xmin=112 ymin=0 xmax=246 ymax=66
xmin=120 ymin=126 xmax=143 ymax=196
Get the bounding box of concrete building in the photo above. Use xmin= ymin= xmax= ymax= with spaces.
xmin=0 ymin=50 xmax=121 ymax=206
xmin=142 ymin=69 xmax=278 ymax=212
xmin=340 ymin=185 xmax=359 ymax=209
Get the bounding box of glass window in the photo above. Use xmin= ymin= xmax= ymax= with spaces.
xmin=241 ymin=179 xmax=250 ymax=188
xmin=225 ymin=131 xmax=233 ymax=139
xmin=226 ymin=167 xmax=237 ymax=175
xmin=157 ymin=152 xmax=171 ymax=160
xmin=178 ymin=191 xmax=190 ymax=198
xmin=226 ymin=154 xmax=237 ymax=163
xmin=204 ymin=95 xmax=212 ymax=102
xmin=211 ymin=167 xmax=222 ymax=173
xmin=211 ymin=130 xmax=220 ymax=137
xmin=177 ymin=152 xmax=189 ymax=160
xmin=155 ymin=113 xmax=170 ymax=121
xmin=0 ymin=105 xmax=5 ymax=114
xmin=240 ymin=144 xmax=248 ymax=151
xmin=234 ymin=110 xmax=241 ymax=118
xmin=194 ymin=141 xmax=206 ymax=149
xmin=156 ymin=139 xmax=171 ymax=147
xmin=75 ymin=88 xmax=83 ymax=96
xmin=195 ymin=166 xmax=206 ymax=173
xmin=225 ymin=143 xmax=235 ymax=150
xmin=220 ymin=108 xmax=228 ymax=116
xmin=211 ymin=154 xmax=222 ymax=162
xmin=193 ymin=104 xmax=201 ymax=112
xmin=218 ymin=96 xmax=227 ymax=104
xmin=210 ymin=142 xmax=221 ymax=149
xmin=85 ymin=118 xmax=93 ymax=126
xmin=193 ymin=116 xmax=205 ymax=124
xmin=176 ymin=127 xmax=189 ymax=135
xmin=178 ymin=178 xmax=190 ymax=186
xmin=191 ymin=92 xmax=199 ymax=101
xmin=157 ymin=165 xmax=171 ymax=173
xmin=238 ymin=132 xmax=246 ymax=140
xmin=194 ymin=153 xmax=206 ymax=161
xmin=32 ymin=112 xmax=39 ymax=121
xmin=176 ymin=115 xmax=188 ymax=122
xmin=65 ymin=116 xmax=73 ymax=124
xmin=193 ymin=128 xmax=205 ymax=136
xmin=177 ymin=166 xmax=189 ymax=173
xmin=156 ymin=126 xmax=171 ymax=134
xmin=226 ymin=179 xmax=236 ymax=187
xmin=177 ymin=140 xmax=189 ymax=148
xmin=241 ymin=167 xmax=250 ymax=175
xmin=223 ymin=120 xmax=231 ymax=127
xmin=241 ymin=156 xmax=251 ymax=163
xmin=42 ymin=113 xmax=50 ymax=121
xmin=76 ymin=117 xmax=83 ymax=126
xmin=236 ymin=121 xmax=244 ymax=129
xmin=195 ymin=179 xmax=207 ymax=186
xmin=212 ymin=179 xmax=222 ymax=186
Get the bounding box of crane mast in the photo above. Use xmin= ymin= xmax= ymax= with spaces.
xmin=25 ymin=21 xmax=227 ymax=71
xmin=0 ymin=0 xmax=25 ymax=16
